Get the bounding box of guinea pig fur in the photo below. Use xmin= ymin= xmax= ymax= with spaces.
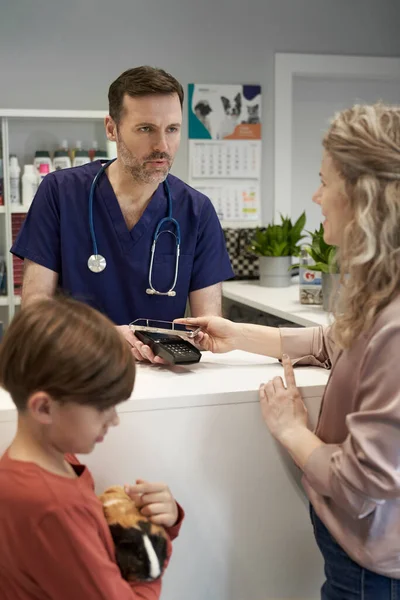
xmin=99 ymin=485 xmax=168 ymax=582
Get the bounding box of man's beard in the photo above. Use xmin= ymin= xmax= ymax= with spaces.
xmin=117 ymin=137 xmax=172 ymax=184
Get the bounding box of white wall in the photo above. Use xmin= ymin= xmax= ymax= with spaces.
xmin=1 ymin=0 xmax=400 ymax=222
xmin=292 ymin=76 xmax=400 ymax=232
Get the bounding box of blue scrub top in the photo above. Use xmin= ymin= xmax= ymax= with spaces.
xmin=11 ymin=161 xmax=234 ymax=325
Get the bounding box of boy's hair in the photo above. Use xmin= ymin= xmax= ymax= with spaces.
xmin=0 ymin=296 xmax=135 ymax=412
xmin=108 ymin=65 xmax=184 ymax=125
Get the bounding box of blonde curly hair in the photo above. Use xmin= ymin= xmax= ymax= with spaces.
xmin=323 ymin=103 xmax=400 ymax=348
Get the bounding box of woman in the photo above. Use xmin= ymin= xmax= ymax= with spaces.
xmin=177 ymin=103 xmax=400 ymax=599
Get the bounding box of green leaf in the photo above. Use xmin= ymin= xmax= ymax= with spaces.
xmin=306 ymin=262 xmax=331 ymax=273
xmin=248 ymin=213 xmax=307 ymax=257
xmin=290 ymin=211 xmax=306 ymax=241
xmin=298 ymin=224 xmax=339 ymax=272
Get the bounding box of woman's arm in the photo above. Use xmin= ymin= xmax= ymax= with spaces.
xmin=176 ymin=315 xmax=334 ymax=367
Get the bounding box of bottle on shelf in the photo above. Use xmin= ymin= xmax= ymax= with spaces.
xmin=88 ymin=140 xmax=98 ymax=161
xmin=38 ymin=163 xmax=50 ymax=185
xmin=73 ymin=148 xmax=91 ymax=168
xmin=22 ymin=165 xmax=39 ymax=206
xmin=93 ymin=148 xmax=109 ymax=162
xmin=34 ymin=150 xmax=53 ymax=174
xmin=71 ymin=140 xmax=82 ymax=162
xmin=53 ymin=140 xmax=72 ymax=171
xmin=9 ymin=155 xmax=21 ymax=205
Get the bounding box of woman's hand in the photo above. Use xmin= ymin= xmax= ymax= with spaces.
xmin=124 ymin=480 xmax=179 ymax=528
xmin=259 ymin=354 xmax=308 ymax=442
xmin=173 ymin=316 xmax=239 ymax=353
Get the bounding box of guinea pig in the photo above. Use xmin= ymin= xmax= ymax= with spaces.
xmin=98 ymin=485 xmax=168 ymax=582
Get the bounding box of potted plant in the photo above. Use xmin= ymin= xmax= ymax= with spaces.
xmin=248 ymin=212 xmax=306 ymax=287
xmin=295 ymin=225 xmax=340 ymax=311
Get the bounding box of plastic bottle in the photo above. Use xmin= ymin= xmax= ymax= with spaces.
xmin=34 ymin=150 xmax=53 ymax=174
xmin=88 ymin=141 xmax=98 ymax=161
xmin=299 ymin=246 xmax=322 ymax=305
xmin=93 ymin=148 xmax=109 ymax=162
xmin=71 ymin=140 xmax=82 ymax=163
xmin=0 ymin=160 xmax=4 ymax=206
xmin=22 ymin=165 xmax=39 ymax=205
xmin=9 ymin=155 xmax=21 ymax=204
xmin=53 ymin=141 xmax=72 ymax=171
xmin=38 ymin=163 xmax=50 ymax=185
xmin=73 ymin=148 xmax=91 ymax=168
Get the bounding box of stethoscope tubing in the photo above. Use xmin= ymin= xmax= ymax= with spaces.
xmin=88 ymin=159 xmax=181 ymax=296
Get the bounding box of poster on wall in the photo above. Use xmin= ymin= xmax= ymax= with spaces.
xmin=188 ymin=83 xmax=262 ymax=225
xmin=188 ymin=84 xmax=261 ymax=140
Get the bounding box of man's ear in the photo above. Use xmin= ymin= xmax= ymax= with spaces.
xmin=26 ymin=392 xmax=54 ymax=424
xmin=105 ymin=116 xmax=117 ymax=142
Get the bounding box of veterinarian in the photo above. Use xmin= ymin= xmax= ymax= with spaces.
xmin=11 ymin=66 xmax=234 ymax=363
xmin=0 ymin=295 xmax=184 ymax=599
xmin=177 ymin=103 xmax=400 ymax=600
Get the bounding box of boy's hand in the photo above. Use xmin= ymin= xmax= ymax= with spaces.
xmin=124 ymin=480 xmax=179 ymax=528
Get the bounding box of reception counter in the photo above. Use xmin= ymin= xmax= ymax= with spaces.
xmin=223 ymin=279 xmax=329 ymax=327
xmin=0 ymin=349 xmax=329 ymax=600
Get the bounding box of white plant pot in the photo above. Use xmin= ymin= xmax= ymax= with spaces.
xmin=259 ymin=256 xmax=292 ymax=288
xmin=322 ymin=272 xmax=341 ymax=311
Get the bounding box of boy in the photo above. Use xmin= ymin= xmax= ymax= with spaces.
xmin=0 ymin=296 xmax=184 ymax=599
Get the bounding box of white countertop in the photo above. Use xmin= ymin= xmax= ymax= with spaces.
xmin=0 ymin=350 xmax=329 ymax=422
xmin=223 ymin=278 xmax=330 ymax=327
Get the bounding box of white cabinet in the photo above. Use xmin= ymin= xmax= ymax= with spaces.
xmin=0 ymin=349 xmax=327 ymax=600
xmin=0 ymin=109 xmax=108 ymax=327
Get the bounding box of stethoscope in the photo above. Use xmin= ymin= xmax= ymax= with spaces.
xmin=87 ymin=159 xmax=181 ymax=297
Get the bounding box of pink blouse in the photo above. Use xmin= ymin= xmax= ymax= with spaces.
xmin=280 ymin=294 xmax=400 ymax=577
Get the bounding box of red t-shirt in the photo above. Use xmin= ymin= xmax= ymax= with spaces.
xmin=0 ymin=451 xmax=183 ymax=599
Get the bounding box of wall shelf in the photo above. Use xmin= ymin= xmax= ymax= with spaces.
xmin=11 ymin=206 xmax=30 ymax=214
xmin=1 ymin=108 xmax=107 ymax=326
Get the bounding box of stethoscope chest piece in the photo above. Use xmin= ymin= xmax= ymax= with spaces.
xmin=88 ymin=254 xmax=107 ymax=273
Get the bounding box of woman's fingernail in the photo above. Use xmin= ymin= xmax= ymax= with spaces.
xmin=282 ymin=353 xmax=289 ymax=360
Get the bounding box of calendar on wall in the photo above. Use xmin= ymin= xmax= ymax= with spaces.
xmin=194 ymin=182 xmax=260 ymax=222
xmin=190 ymin=140 xmax=261 ymax=180
xmin=188 ymin=83 xmax=262 ymax=225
